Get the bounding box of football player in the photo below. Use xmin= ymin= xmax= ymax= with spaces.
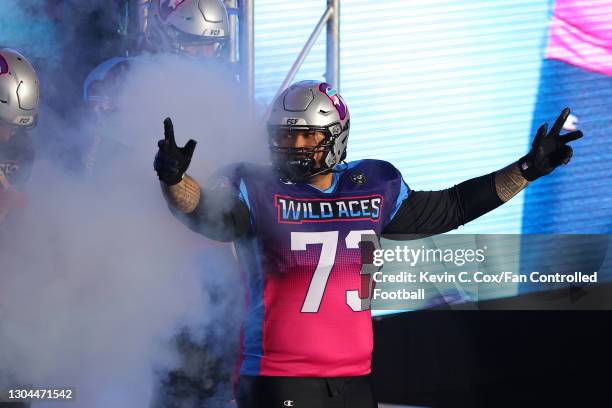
xmin=142 ymin=0 xmax=230 ymax=59
xmin=80 ymin=3 xmax=234 ymax=404
xmin=80 ymin=57 xmax=139 ymax=175
xmin=154 ymin=80 xmax=583 ymax=407
xmin=0 ymin=48 xmax=38 ymax=226
xmin=84 ymin=0 xmax=231 ymax=114
xmin=81 ymin=0 xmax=231 ymax=174
xmin=0 ymin=48 xmax=39 ymax=408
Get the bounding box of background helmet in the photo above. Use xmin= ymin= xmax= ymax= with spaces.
xmin=268 ymin=80 xmax=350 ymax=182
xmin=150 ymin=0 xmax=229 ymax=58
xmin=0 ymin=48 xmax=39 ymax=128
xmin=83 ymin=57 xmax=133 ymax=112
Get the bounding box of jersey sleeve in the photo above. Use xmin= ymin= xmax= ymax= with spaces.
xmin=389 ymin=170 xmax=411 ymax=221
xmin=173 ymin=163 xmax=253 ymax=242
xmin=382 ymin=172 xmax=503 ymax=239
xmin=381 ymin=161 xmax=411 ymax=229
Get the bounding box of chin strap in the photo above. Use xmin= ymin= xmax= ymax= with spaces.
xmin=308 ymin=166 xmax=333 ymax=179
xmin=279 ymin=162 xmax=336 ymax=184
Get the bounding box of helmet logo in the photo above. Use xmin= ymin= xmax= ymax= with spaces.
xmin=13 ymin=116 xmax=33 ymax=126
xmin=0 ymin=55 xmax=8 ymax=75
xmin=318 ymin=83 xmax=347 ymax=121
xmin=286 ymin=118 xmax=299 ymax=125
xmin=159 ymin=0 xmax=187 ymax=20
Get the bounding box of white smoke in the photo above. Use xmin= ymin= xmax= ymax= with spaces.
xmin=0 ymin=55 xmax=262 ymax=407
xmin=0 ymin=0 xmax=61 ymax=66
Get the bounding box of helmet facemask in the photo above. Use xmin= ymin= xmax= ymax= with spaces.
xmin=269 ymin=121 xmax=347 ymax=183
xmin=152 ymin=0 xmax=230 ymax=60
xmin=163 ymin=24 xmax=227 ymax=59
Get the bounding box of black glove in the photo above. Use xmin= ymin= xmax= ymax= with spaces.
xmin=154 ymin=117 xmax=197 ymax=185
xmin=518 ymin=107 xmax=583 ymax=182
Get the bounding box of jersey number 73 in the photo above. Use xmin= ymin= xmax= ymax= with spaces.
xmin=291 ymin=230 xmax=381 ymax=313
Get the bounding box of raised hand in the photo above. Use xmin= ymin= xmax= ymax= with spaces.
xmin=519 ymin=107 xmax=583 ymax=181
xmin=153 ymin=117 xmax=197 ymax=185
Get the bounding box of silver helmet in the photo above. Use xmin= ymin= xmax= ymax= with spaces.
xmin=268 ymin=80 xmax=350 ymax=181
xmin=83 ymin=57 xmax=133 ymax=111
xmin=0 ymin=48 xmax=39 ymax=128
xmin=150 ymin=0 xmax=229 ymax=58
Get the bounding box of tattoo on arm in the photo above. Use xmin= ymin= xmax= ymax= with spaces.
xmin=161 ymin=174 xmax=201 ymax=213
xmin=495 ymin=162 xmax=530 ymax=203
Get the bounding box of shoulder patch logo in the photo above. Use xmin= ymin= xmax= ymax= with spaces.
xmin=350 ymin=171 xmax=367 ymax=185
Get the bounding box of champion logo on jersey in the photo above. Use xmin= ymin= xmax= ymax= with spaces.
xmin=275 ymin=194 xmax=383 ymax=224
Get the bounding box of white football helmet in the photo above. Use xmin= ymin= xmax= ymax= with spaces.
xmin=147 ymin=0 xmax=229 ymax=58
xmin=0 ymin=48 xmax=39 ymax=128
xmin=267 ymin=80 xmax=350 ymax=181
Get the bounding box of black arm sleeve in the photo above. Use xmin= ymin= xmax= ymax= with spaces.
xmin=382 ymin=172 xmax=503 ymax=239
xmin=169 ymin=185 xmax=251 ymax=242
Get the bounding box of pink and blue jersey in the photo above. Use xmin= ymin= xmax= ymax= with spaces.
xmin=229 ymin=159 xmax=409 ymax=377
xmin=546 ymin=0 xmax=612 ymax=75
